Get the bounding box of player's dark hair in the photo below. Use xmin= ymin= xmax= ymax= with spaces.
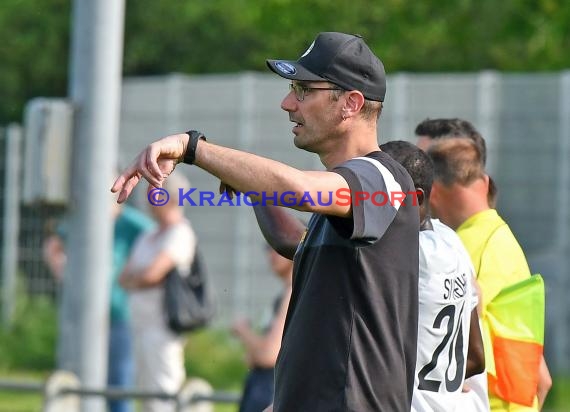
xmin=381 ymin=140 xmax=433 ymax=198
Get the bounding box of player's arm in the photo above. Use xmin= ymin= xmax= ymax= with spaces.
xmin=112 ymin=134 xmax=353 ymax=217
xmin=465 ymin=309 xmax=485 ymax=378
xmin=253 ymin=205 xmax=305 ymax=260
xmin=120 ymin=251 xmax=176 ymax=289
xmin=232 ymin=285 xmax=292 ymax=368
xmin=197 ymin=139 xmax=352 ymax=215
xmin=537 ymin=355 xmax=552 ymax=410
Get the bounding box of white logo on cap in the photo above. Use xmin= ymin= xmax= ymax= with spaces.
xmin=275 ymin=62 xmax=296 ymax=75
xmin=300 ymin=41 xmax=315 ymax=58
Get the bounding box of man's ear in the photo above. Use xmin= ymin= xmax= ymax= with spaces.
xmin=415 ymin=187 xmax=425 ymax=207
xmin=343 ymin=91 xmax=365 ymax=118
xmin=429 ymin=181 xmax=443 ymax=210
xmin=482 ymin=174 xmax=490 ymax=189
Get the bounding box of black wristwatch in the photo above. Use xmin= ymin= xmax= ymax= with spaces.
xmin=182 ymin=130 xmax=207 ymax=165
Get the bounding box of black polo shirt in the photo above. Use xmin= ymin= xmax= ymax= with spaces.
xmin=273 ymin=151 xmax=419 ymax=411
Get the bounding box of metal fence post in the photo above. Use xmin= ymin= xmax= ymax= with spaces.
xmin=555 ymin=71 xmax=570 ymax=373
xmin=42 ymin=370 xmax=81 ymax=412
xmin=1 ymin=123 xmax=22 ymax=328
xmin=64 ymin=0 xmax=126 ymax=410
xmin=177 ymin=377 xmax=214 ymax=412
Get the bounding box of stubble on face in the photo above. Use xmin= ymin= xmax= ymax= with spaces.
xmin=292 ymin=95 xmax=342 ymax=153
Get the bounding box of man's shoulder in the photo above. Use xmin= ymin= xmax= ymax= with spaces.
xmin=484 ymin=223 xmax=529 ymax=268
xmin=362 ymin=150 xmax=411 ymax=177
xmin=458 ymin=210 xmax=504 ymax=236
xmin=459 ymin=210 xmax=522 ymax=254
xmin=421 ymin=219 xmax=458 ymax=240
xmin=431 ymin=219 xmax=468 ymax=249
xmin=420 ymin=219 xmax=474 ymax=275
xmin=335 ymin=151 xmax=415 ymax=192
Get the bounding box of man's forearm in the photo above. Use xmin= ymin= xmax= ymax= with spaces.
xmin=253 ymin=205 xmax=305 ymax=259
xmin=195 ymin=141 xmax=307 ymax=200
xmin=466 ymin=310 xmax=485 ymax=378
xmin=194 ymin=140 xmax=351 ymax=216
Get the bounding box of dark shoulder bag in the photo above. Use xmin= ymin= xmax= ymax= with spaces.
xmin=163 ymin=247 xmax=215 ymax=333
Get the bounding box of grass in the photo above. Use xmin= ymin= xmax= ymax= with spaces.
xmin=0 ymin=366 xmax=241 ymax=412
xmin=3 ymin=369 xmax=570 ymax=411
xmin=0 ymin=387 xmax=238 ymax=412
xmin=0 ymin=325 xmax=246 ymax=412
xmin=2 ymin=290 xmax=568 ymax=411
xmin=0 ymin=284 xmax=247 ymax=410
xmin=0 ymin=393 xmax=237 ymax=412
xmin=0 ymin=370 xmax=46 ymax=412
xmin=0 ymin=392 xmax=42 ymax=412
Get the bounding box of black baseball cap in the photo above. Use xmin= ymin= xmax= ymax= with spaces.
xmin=267 ymin=32 xmax=386 ymax=102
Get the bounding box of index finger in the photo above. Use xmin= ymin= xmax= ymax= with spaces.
xmin=116 ymin=174 xmax=141 ymax=203
xmin=110 ymin=165 xmax=142 ymax=203
xmin=111 ymin=163 xmax=138 ymax=194
xmin=111 ymin=174 xmax=127 ymax=194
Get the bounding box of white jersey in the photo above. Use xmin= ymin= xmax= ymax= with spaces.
xmin=462 ymin=368 xmax=491 ymax=412
xmin=412 ymin=219 xmax=483 ymax=412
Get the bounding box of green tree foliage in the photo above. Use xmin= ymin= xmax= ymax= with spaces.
xmin=1 ymin=0 xmax=569 ymax=123
xmin=0 ymin=0 xmax=71 ymax=123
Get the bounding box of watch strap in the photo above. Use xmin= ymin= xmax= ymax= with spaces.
xmin=182 ymin=130 xmax=206 ymax=165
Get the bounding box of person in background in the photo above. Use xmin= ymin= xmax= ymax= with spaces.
xmin=120 ymin=171 xmax=196 ymax=412
xmin=415 ymin=118 xmax=486 ymax=162
xmin=381 ymin=140 xmax=488 ymax=412
xmin=42 ymin=218 xmax=67 ymax=283
xmin=428 ymin=137 xmax=552 ymax=411
xmin=42 ymin=199 xmax=155 ymax=412
xmin=232 ymin=246 xmax=293 ymax=412
xmin=414 ymin=117 xmax=498 ymax=208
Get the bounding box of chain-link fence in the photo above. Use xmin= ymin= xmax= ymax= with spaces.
xmin=2 ymin=70 xmax=569 ymax=373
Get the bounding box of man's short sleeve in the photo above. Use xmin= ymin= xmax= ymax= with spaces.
xmin=333 ymin=155 xmax=409 ymax=243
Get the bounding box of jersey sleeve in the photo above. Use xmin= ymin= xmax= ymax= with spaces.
xmin=332 ymin=157 xmax=405 ymax=243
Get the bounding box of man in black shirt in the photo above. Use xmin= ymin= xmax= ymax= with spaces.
xmin=113 ymin=32 xmax=419 ymax=411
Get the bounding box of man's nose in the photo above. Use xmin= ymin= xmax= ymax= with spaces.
xmin=281 ymin=91 xmax=297 ymax=112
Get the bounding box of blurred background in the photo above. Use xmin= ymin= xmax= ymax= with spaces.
xmin=0 ymin=0 xmax=569 ymax=411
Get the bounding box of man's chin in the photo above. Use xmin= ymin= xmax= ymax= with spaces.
xmin=293 ymin=135 xmax=304 ymax=149
xmin=293 ymin=136 xmax=315 ymax=153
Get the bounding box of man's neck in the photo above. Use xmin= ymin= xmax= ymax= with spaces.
xmin=449 ymin=184 xmax=490 ymax=230
xmin=320 ymin=124 xmax=379 ymax=170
